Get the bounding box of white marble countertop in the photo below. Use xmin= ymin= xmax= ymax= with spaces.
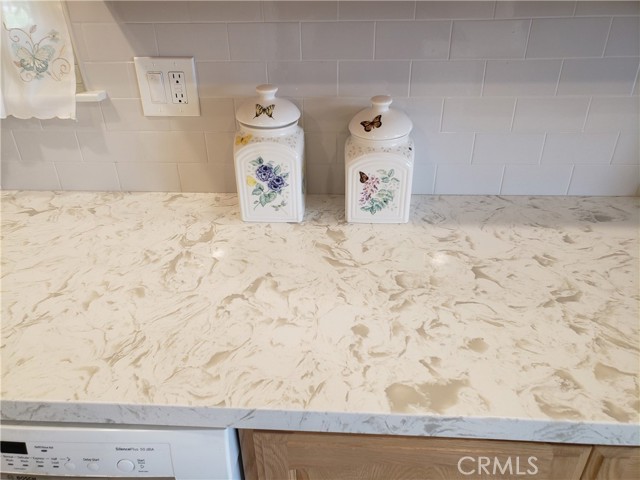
xmin=1 ymin=192 xmax=638 ymax=446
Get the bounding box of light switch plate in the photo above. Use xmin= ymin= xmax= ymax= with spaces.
xmin=134 ymin=57 xmax=200 ymax=116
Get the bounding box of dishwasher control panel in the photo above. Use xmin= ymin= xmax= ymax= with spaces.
xmin=0 ymin=423 xmax=242 ymax=479
xmin=1 ymin=439 xmax=173 ymax=477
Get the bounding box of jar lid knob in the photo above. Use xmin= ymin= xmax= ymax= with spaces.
xmin=371 ymin=95 xmax=392 ymax=112
xmin=256 ymin=84 xmax=278 ymax=100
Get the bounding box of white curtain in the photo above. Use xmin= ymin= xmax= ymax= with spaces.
xmin=1 ymin=0 xmax=76 ymax=119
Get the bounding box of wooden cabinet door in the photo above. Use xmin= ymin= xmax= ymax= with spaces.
xmin=580 ymin=446 xmax=640 ymax=480
xmin=240 ymin=430 xmax=592 ymax=480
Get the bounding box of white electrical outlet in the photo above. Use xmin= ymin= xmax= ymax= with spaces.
xmin=134 ymin=57 xmax=200 ymax=116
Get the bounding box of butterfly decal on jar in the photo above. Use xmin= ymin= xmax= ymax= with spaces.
xmin=360 ymin=115 xmax=382 ymax=132
xmin=254 ymin=103 xmax=275 ymax=118
xmin=235 ymin=133 xmax=253 ymax=146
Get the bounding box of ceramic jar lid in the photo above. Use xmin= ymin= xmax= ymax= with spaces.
xmin=348 ymin=95 xmax=412 ymax=141
xmin=236 ymin=84 xmax=300 ymax=129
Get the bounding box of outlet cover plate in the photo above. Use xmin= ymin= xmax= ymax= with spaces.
xmin=134 ymin=57 xmax=200 ymax=116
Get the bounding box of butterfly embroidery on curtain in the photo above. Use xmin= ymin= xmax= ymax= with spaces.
xmin=3 ymin=23 xmax=70 ymax=82
xmin=254 ymin=104 xmax=275 ymax=118
xmin=360 ymin=115 xmax=382 ymax=132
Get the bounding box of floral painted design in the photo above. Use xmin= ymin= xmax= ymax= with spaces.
xmin=359 ymin=169 xmax=399 ymax=215
xmin=3 ymin=22 xmax=71 ymax=82
xmin=247 ymin=157 xmax=288 ymax=210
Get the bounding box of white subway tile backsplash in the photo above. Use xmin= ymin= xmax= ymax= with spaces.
xmin=574 ymin=1 xmax=640 ymax=16
xmin=605 ymin=17 xmax=640 ymax=57
xmin=80 ymin=23 xmax=157 ymax=62
xmin=412 ymin=163 xmax=437 ymax=194
xmin=109 ymin=1 xmax=191 ymax=23
xmin=169 ymin=99 xmax=236 ymax=132
xmin=512 ymin=97 xmax=590 ymax=133
xmin=302 ymin=22 xmax=374 ymax=60
xmin=267 ymin=62 xmax=337 ymax=97
xmin=415 ymin=1 xmax=495 ymax=20
xmin=40 ymin=104 xmax=105 ymax=131
xmin=410 ymin=60 xmax=484 ymax=97
xmin=82 ymin=62 xmax=139 ymax=99
xmin=66 ymin=1 xmax=115 ymax=22
xmin=541 ymin=133 xmax=618 ymax=165
xmin=568 ymin=165 xmax=640 ymax=195
xmin=1 ymin=130 xmax=20 ymax=162
xmin=155 ymin=24 xmax=229 ymax=61
xmin=303 ymin=97 xmax=367 ymax=133
xmin=196 ymin=62 xmax=268 ymax=97
xmin=434 ymin=164 xmax=504 ymax=194
xmin=339 ymin=1 xmax=415 ymax=20
xmin=55 ymin=162 xmax=120 ymax=191
xmin=186 ymin=1 xmax=263 ymax=22
xmin=494 ymin=1 xmax=577 ymax=19
xmin=3 ymin=1 xmax=637 ymax=197
xmin=482 ymin=60 xmax=562 ymax=96
xmin=305 ymin=133 xmax=338 ymax=165
xmin=611 ymin=131 xmax=640 ymax=165
xmin=375 ymin=21 xmax=451 ymax=60
xmin=472 ymin=133 xmax=545 ymax=164
xmin=557 ymin=58 xmax=640 ymax=96
xmin=584 ymin=97 xmax=639 ymax=133
xmin=526 ymin=18 xmax=611 ymax=59
xmin=117 ymin=163 xmax=180 ymax=192
xmin=101 ymin=99 xmax=172 ymax=131
xmin=178 ymin=163 xmax=236 ymax=193
xmin=419 ymin=132 xmax=475 ymax=164
xmin=501 ymin=165 xmax=573 ymax=195
xmin=12 ymin=131 xmax=83 ymax=163
xmin=338 ymin=61 xmax=410 ymax=97
xmin=393 ymin=97 xmax=444 ymax=133
xmin=306 ymin=163 xmax=345 ymax=194
xmin=442 ymin=98 xmax=515 ymax=132
xmin=138 ymin=132 xmax=208 ymax=163
xmin=450 ymin=20 xmax=530 ymax=59
xmin=263 ymin=1 xmax=338 ymax=22
xmin=1 ymin=161 xmax=61 ymax=190
xmin=77 ymin=131 xmax=142 ymax=163
xmin=228 ymin=23 xmax=300 ymax=61
xmin=204 ymin=133 xmax=235 ymax=164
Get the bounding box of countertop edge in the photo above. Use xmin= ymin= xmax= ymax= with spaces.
xmin=2 ymin=400 xmax=638 ymax=447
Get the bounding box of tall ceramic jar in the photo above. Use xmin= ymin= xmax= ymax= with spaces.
xmin=345 ymin=95 xmax=414 ymax=223
xmin=233 ymin=84 xmax=305 ymax=222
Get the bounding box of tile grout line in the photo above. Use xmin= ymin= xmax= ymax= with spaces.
xmin=522 ymin=18 xmax=533 ymax=59
xmin=565 ymin=165 xmax=575 ymax=195
xmin=447 ymin=20 xmax=453 ymax=60
xmin=538 ymin=133 xmax=548 ymax=165
xmin=601 ymin=17 xmax=614 ymax=57
xmin=581 ymin=96 xmax=593 ymax=132
xmin=609 ymin=131 xmax=622 ymax=165
xmin=554 ymin=60 xmax=565 ymax=96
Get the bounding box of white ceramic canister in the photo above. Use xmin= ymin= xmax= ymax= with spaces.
xmin=345 ymin=95 xmax=414 ymax=223
xmin=233 ymin=84 xmax=305 ymax=222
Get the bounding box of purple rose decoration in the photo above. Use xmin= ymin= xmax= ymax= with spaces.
xmin=256 ymin=164 xmax=274 ymax=181
xmin=267 ymin=175 xmax=286 ymax=192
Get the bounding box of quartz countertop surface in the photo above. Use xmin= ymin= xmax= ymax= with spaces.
xmin=1 ymin=191 xmax=638 ymax=446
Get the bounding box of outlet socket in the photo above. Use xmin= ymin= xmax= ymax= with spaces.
xmin=134 ymin=57 xmax=200 ymax=116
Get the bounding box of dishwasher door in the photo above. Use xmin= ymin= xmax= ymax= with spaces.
xmin=0 ymin=423 xmax=242 ymax=480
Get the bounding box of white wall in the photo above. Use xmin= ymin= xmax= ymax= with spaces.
xmin=1 ymin=1 xmax=639 ymax=195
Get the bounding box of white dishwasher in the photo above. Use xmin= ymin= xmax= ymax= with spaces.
xmin=0 ymin=423 xmax=242 ymax=480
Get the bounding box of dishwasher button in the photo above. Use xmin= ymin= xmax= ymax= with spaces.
xmin=117 ymin=459 xmax=136 ymax=472
xmin=87 ymin=462 xmax=100 ymax=471
xmin=64 ymin=461 xmax=76 ymax=471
